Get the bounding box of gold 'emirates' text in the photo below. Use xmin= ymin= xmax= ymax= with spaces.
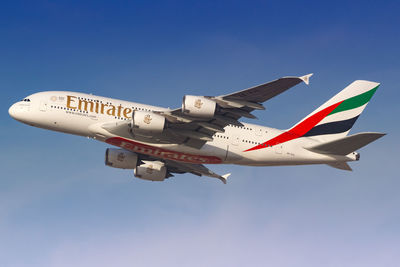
xmin=66 ymin=95 xmax=132 ymax=119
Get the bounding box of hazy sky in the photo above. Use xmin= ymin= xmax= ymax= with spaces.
xmin=1 ymin=1 xmax=399 ymax=266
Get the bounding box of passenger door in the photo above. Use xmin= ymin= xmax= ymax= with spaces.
xmin=39 ymin=101 xmax=47 ymax=112
xmin=230 ymin=135 xmax=240 ymax=146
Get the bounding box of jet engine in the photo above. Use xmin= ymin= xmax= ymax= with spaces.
xmin=134 ymin=161 xmax=168 ymax=181
xmin=131 ymin=111 xmax=165 ymax=135
xmin=182 ymin=95 xmax=216 ymax=118
xmin=105 ymin=148 xmax=138 ymax=169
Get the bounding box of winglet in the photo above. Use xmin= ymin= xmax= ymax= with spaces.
xmin=300 ymin=73 xmax=313 ymax=85
xmin=218 ymin=173 xmax=231 ymax=184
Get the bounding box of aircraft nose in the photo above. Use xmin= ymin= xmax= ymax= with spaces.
xmin=8 ymin=103 xmax=17 ymax=119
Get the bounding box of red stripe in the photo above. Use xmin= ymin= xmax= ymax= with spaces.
xmin=106 ymin=137 xmax=223 ymax=164
xmin=244 ymin=101 xmax=343 ymax=152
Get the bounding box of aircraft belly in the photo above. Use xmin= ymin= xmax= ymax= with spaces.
xmin=105 ymin=136 xmax=226 ymax=164
xmin=238 ymin=144 xmax=352 ymax=166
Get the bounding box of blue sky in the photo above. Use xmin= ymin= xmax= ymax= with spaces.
xmin=1 ymin=1 xmax=399 ymax=266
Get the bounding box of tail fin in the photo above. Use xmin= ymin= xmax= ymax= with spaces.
xmin=289 ymin=80 xmax=380 ymax=142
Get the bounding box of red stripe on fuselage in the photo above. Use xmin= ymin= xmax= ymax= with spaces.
xmin=106 ymin=137 xmax=223 ymax=164
xmin=244 ymin=101 xmax=343 ymax=152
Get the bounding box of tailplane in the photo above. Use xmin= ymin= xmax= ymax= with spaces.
xmin=289 ymin=80 xmax=380 ymax=142
xmin=309 ymin=132 xmax=385 ymax=172
xmin=327 ymin=162 xmax=353 ymax=171
xmin=305 ymin=132 xmax=386 ymax=155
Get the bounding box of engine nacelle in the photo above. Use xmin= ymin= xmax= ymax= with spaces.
xmin=134 ymin=161 xmax=167 ymax=181
xmin=132 ymin=111 xmax=165 ymax=135
xmin=105 ymin=148 xmax=138 ymax=169
xmin=182 ymin=95 xmax=216 ymax=118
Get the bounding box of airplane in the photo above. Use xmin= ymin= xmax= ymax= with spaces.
xmin=8 ymin=74 xmax=385 ymax=184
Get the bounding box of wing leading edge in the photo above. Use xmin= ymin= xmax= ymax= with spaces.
xmin=158 ymin=74 xmax=313 ymax=148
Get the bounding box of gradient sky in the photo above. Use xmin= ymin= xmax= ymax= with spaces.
xmin=1 ymin=1 xmax=399 ymax=266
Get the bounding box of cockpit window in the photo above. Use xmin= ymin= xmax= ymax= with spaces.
xmin=22 ymin=98 xmax=31 ymax=102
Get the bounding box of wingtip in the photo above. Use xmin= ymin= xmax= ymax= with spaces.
xmin=219 ymin=173 xmax=231 ymax=184
xmin=376 ymin=132 xmax=387 ymax=140
xmin=300 ymin=73 xmax=313 ymax=85
xmin=366 ymin=132 xmax=386 ymax=138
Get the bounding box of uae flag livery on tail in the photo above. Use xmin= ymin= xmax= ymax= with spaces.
xmin=301 ymin=80 xmax=379 ymax=141
xmin=245 ymin=80 xmax=379 ymax=152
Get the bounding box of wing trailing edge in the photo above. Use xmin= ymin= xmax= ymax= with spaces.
xmin=165 ymin=160 xmax=231 ymax=184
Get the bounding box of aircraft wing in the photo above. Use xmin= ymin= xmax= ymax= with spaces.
xmin=164 ymin=160 xmax=231 ymax=184
xmin=156 ymin=74 xmax=312 ymax=148
xmin=218 ymin=73 xmax=312 ymax=103
xmin=129 ymin=151 xmax=230 ymax=183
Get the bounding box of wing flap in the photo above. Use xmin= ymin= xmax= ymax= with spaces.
xmin=165 ymin=160 xmax=230 ymax=184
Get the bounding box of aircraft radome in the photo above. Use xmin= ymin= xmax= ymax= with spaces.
xmin=9 ymin=74 xmax=385 ymax=183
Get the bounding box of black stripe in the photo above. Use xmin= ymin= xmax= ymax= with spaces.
xmin=303 ymin=116 xmax=360 ymax=137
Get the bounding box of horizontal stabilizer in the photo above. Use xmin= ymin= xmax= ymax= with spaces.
xmin=306 ymin=132 xmax=385 ymax=155
xmin=327 ymin=162 xmax=352 ymax=171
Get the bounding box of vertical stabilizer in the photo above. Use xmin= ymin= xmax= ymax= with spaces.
xmin=290 ymin=80 xmax=380 ymax=142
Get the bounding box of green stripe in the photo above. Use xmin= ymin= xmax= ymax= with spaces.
xmin=329 ymin=86 xmax=379 ymax=116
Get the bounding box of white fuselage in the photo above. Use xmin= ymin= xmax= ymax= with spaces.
xmin=9 ymin=91 xmax=356 ymax=167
